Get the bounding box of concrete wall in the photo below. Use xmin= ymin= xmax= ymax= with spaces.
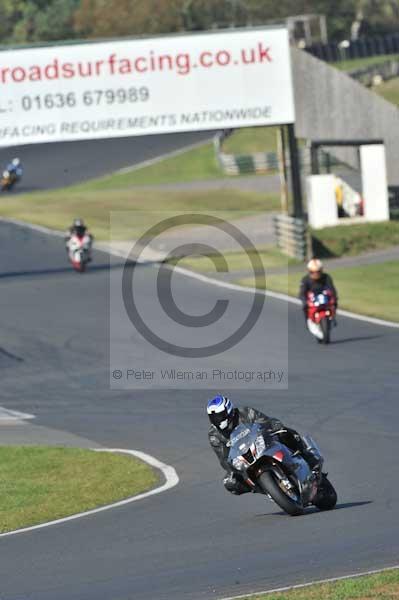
xmin=291 ymin=48 xmax=399 ymax=186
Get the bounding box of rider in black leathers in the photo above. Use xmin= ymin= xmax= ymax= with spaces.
xmin=299 ymin=258 xmax=338 ymax=319
xmin=208 ymin=397 xmax=321 ymax=495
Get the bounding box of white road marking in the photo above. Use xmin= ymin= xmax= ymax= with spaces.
xmin=1 ymin=218 xmax=399 ymax=330
xmin=219 ymin=564 xmax=399 ymax=600
xmin=0 ymin=407 xmax=35 ymax=423
xmin=1 ymin=213 xmax=398 ymax=587
xmin=171 ymin=264 xmax=399 ymax=329
xmin=0 ymin=217 xmax=65 ymax=238
xmin=0 ymin=448 xmax=179 ymax=539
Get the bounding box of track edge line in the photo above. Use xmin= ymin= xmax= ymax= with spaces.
xmin=2 ymin=218 xmax=398 ymax=329
xmin=218 ymin=564 xmax=399 ymax=600
xmin=0 ymin=448 xmax=179 ymax=539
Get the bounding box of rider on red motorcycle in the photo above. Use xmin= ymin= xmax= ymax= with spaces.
xmin=299 ymin=258 xmax=338 ymax=319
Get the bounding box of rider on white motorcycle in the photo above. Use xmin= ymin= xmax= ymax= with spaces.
xmin=65 ymin=218 xmax=93 ymax=260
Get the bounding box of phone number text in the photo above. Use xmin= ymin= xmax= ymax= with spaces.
xmin=21 ymin=88 xmax=150 ymax=110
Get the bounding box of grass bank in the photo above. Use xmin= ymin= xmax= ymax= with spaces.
xmin=222 ymin=126 xmax=278 ymax=154
xmin=240 ymin=261 xmax=399 ymax=323
xmin=243 ymin=568 xmax=399 ymax=600
xmin=0 ymin=187 xmax=279 ymax=241
xmin=170 ymin=247 xmax=298 ymax=274
xmin=0 ymin=446 xmax=158 ymax=533
xmin=73 ymin=142 xmax=225 ymax=189
xmin=312 ymin=222 xmax=399 ymax=258
xmin=333 ymin=54 xmax=399 ymax=72
xmin=373 ymin=76 xmax=399 ymax=105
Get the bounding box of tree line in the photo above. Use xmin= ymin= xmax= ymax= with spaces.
xmin=1 ymin=0 xmax=399 ymax=46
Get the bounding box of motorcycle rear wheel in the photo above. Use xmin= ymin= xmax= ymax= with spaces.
xmin=258 ymin=471 xmax=304 ymax=516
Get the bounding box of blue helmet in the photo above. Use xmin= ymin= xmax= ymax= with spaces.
xmin=207 ymin=395 xmax=234 ymax=431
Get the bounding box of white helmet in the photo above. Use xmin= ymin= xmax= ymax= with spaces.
xmin=12 ymin=158 xmax=20 ymax=167
xmin=307 ymin=258 xmax=323 ymax=273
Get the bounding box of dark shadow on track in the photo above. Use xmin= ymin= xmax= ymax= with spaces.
xmin=0 ymin=186 xmax=40 ymax=194
xmin=0 ymin=262 xmax=127 ymax=280
xmin=303 ymin=501 xmax=373 ymax=515
xmin=256 ymin=501 xmax=373 ymax=518
xmin=333 ymin=501 xmax=373 ymax=510
xmin=331 ymin=335 xmax=384 ymax=345
xmin=0 ymin=347 xmax=24 ymax=365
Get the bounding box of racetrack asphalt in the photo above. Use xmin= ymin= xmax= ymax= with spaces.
xmin=0 ymin=219 xmax=398 ymax=600
xmin=0 ymin=131 xmax=212 ymax=192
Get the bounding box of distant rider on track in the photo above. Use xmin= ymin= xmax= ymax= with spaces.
xmin=65 ymin=218 xmax=93 ymax=260
xmin=207 ymin=395 xmax=323 ymax=496
xmin=4 ymin=157 xmax=23 ymax=182
xmin=299 ymin=258 xmax=338 ymax=320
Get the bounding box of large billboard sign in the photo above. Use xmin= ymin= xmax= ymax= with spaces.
xmin=0 ymin=28 xmax=295 ymax=146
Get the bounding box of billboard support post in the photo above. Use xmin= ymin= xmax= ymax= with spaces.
xmin=277 ymin=125 xmax=289 ymax=214
xmin=287 ymin=123 xmax=303 ymax=219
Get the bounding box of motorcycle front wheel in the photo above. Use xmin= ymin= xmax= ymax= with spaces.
xmin=313 ymin=475 xmax=337 ymax=511
xmin=258 ymin=471 xmax=304 ymax=516
xmin=320 ymin=317 xmax=331 ymax=344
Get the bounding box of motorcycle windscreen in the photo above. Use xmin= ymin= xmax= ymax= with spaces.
xmin=227 ymin=424 xmax=256 ymax=461
xmin=315 ymin=293 xmax=329 ymax=305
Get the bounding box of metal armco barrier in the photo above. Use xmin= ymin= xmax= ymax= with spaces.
xmin=214 ymin=131 xmax=338 ymax=176
xmin=218 ymin=152 xmax=279 ymax=175
xmin=274 ymin=214 xmax=309 ymax=261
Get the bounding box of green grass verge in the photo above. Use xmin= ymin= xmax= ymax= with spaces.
xmin=333 ymin=54 xmax=399 ymax=72
xmin=170 ymin=246 xmax=297 ymax=274
xmin=373 ymin=76 xmax=399 ymax=105
xmin=332 ymin=54 xmax=399 ymax=106
xmin=312 ymin=222 xmax=399 ymax=258
xmin=77 ymin=133 xmax=280 ymax=188
xmin=222 ymin=126 xmax=278 ymax=154
xmin=73 ymin=143 xmax=225 ymax=189
xmin=242 ymin=568 xmax=399 ymax=599
xmin=0 ymin=188 xmax=279 ymax=241
xmin=240 ymin=261 xmax=399 ymax=322
xmin=0 ymin=446 xmax=158 ymax=533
